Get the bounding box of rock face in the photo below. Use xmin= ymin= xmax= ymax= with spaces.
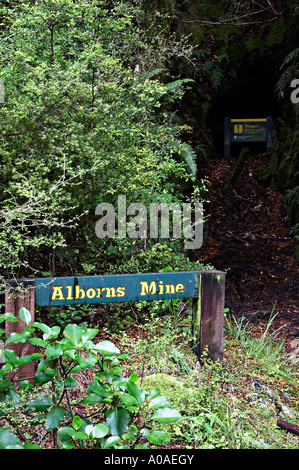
xmin=144 ymin=1 xmax=299 ymax=254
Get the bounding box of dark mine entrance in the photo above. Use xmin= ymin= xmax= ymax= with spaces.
xmin=208 ymin=56 xmax=280 ymax=158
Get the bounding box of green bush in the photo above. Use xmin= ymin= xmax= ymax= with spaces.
xmin=0 ymin=308 xmax=181 ymax=449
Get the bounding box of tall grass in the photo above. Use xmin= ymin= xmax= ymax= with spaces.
xmin=115 ymin=305 xmax=298 ymax=449
xmin=224 ymin=307 xmax=288 ymax=376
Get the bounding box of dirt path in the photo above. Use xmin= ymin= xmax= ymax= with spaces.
xmin=194 ymin=152 xmax=298 ymax=350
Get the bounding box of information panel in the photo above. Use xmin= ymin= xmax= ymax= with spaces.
xmin=224 ymin=116 xmax=273 ymax=159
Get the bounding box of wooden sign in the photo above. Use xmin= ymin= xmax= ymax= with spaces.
xmin=4 ymin=270 xmax=226 ymax=381
xmin=35 ymin=272 xmax=200 ymax=306
xmin=224 ymin=117 xmax=273 ymax=159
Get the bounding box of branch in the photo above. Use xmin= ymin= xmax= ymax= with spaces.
xmin=181 ymin=5 xmax=281 ymax=26
xmin=277 ymin=419 xmax=299 ymax=436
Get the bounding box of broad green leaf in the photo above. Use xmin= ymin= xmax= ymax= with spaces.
xmin=58 ymin=427 xmax=76 ymax=440
xmin=93 ymin=340 xmax=120 ymax=356
xmin=18 ymin=353 xmax=43 ymax=366
xmin=101 ymin=436 xmax=121 ymax=449
xmin=6 ymin=331 xmax=31 ymax=344
xmin=4 ymin=387 xmax=20 ymax=403
xmin=82 ymin=328 xmax=99 ymax=343
xmin=147 ymin=431 xmax=171 ymax=445
xmin=77 ymin=352 xmax=97 ymax=367
xmin=126 ymin=381 xmax=145 ymax=407
xmin=28 ymin=396 xmax=54 ymax=411
xmin=0 ymin=379 xmax=11 ymax=391
xmin=105 ymin=407 xmax=129 ymax=436
xmin=31 ymin=322 xmax=52 ymax=336
xmin=149 ymin=396 xmax=171 ymax=409
xmin=49 ymin=326 xmax=61 ymax=338
xmin=45 ymin=342 xmax=63 ymax=359
xmin=110 ymin=366 xmax=122 ymax=375
xmin=23 ymin=443 xmax=43 ymax=449
xmin=19 ymin=307 xmax=31 ymax=325
xmin=0 ymin=313 xmax=18 ymax=323
xmin=129 ymin=373 xmax=138 ymax=383
xmin=119 ymin=394 xmax=138 ymax=407
xmin=82 ymin=393 xmax=104 ymax=404
xmin=87 ymin=382 xmax=110 ymax=397
xmin=65 ymin=377 xmax=76 ymax=388
xmin=3 ymin=349 xmax=19 ymax=367
xmin=64 ymin=349 xmax=76 ymax=360
xmin=46 ymin=407 xmax=65 ymax=431
xmin=148 ymin=388 xmax=161 ymax=400
xmin=91 ymin=423 xmax=109 ymax=439
xmin=0 ymin=429 xmax=22 ymax=449
xmin=63 ymin=324 xmax=83 ymax=347
xmin=29 ymin=337 xmax=48 ymax=347
xmin=37 ymin=358 xmax=52 ymax=372
xmin=34 ymin=372 xmax=53 ymax=384
xmin=118 ymin=353 xmax=130 ymax=360
xmin=152 ymin=407 xmax=181 ymax=423
xmin=84 ymin=424 xmax=94 ymax=437
xmin=44 ymin=368 xmax=57 ymax=377
xmin=72 ymin=431 xmax=88 ymax=440
xmin=72 ymin=415 xmax=82 ymax=431
xmin=20 ymin=380 xmax=34 ymax=391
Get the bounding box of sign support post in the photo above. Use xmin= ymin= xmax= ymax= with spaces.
xmin=4 ymin=280 xmax=35 ymax=383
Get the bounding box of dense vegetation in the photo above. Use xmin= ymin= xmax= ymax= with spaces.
xmin=0 ymin=0 xmax=298 ymax=450
xmin=0 ymin=0 xmax=205 ymax=284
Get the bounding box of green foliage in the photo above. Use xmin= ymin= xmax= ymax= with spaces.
xmin=115 ymin=306 xmax=298 ymax=449
xmin=0 ymin=308 xmax=181 ymax=449
xmin=0 ymin=0 xmax=201 ymax=284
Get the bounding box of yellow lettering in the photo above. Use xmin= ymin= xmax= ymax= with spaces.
xmin=66 ymin=285 xmax=73 ymax=300
xmin=158 ymin=281 xmax=164 ymax=295
xmin=75 ymin=285 xmax=85 ymax=299
xmin=176 ymin=283 xmax=184 ymax=293
xmin=96 ymin=288 xmax=105 ymax=298
xmin=140 ymin=281 xmax=157 ymax=296
xmin=86 ymin=288 xmax=96 ymax=299
xmin=106 ymin=287 xmax=116 ymax=297
xmin=51 ymin=286 xmax=64 ymax=301
xmin=165 ymin=284 xmax=175 ymax=294
xmin=117 ymin=286 xmax=125 ymax=297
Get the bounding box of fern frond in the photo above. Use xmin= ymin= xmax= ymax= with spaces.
xmin=140 ymin=68 xmax=165 ymax=81
xmin=153 ymin=78 xmax=194 ymax=101
xmin=172 ymin=141 xmax=197 ymax=177
xmin=280 ymin=48 xmax=299 ymax=70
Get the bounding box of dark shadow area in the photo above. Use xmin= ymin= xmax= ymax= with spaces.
xmin=208 ymin=56 xmax=281 ymax=158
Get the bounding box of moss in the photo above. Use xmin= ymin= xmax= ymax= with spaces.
xmin=258 ymin=128 xmax=295 ymax=189
xmin=140 ymin=373 xmax=194 ymax=408
xmin=246 ymin=16 xmax=285 ymax=52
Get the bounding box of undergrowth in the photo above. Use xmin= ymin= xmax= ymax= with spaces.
xmin=115 ymin=306 xmax=299 ymax=449
xmin=0 ymin=303 xmax=298 ymax=449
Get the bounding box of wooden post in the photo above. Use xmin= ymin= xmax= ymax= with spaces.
xmin=266 ymin=116 xmax=273 ymax=156
xmin=192 ymin=271 xmax=226 ymax=362
xmin=224 ymin=117 xmax=231 ymax=159
xmin=5 ymin=279 xmax=35 ymax=383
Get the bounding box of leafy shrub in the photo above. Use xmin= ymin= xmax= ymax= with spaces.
xmin=0 ymin=308 xmax=181 ymax=449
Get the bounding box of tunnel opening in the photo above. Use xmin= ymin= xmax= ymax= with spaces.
xmin=207 ymin=53 xmax=282 ymax=158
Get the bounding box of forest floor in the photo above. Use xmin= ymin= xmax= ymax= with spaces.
xmin=195 ymin=151 xmax=299 ymax=353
